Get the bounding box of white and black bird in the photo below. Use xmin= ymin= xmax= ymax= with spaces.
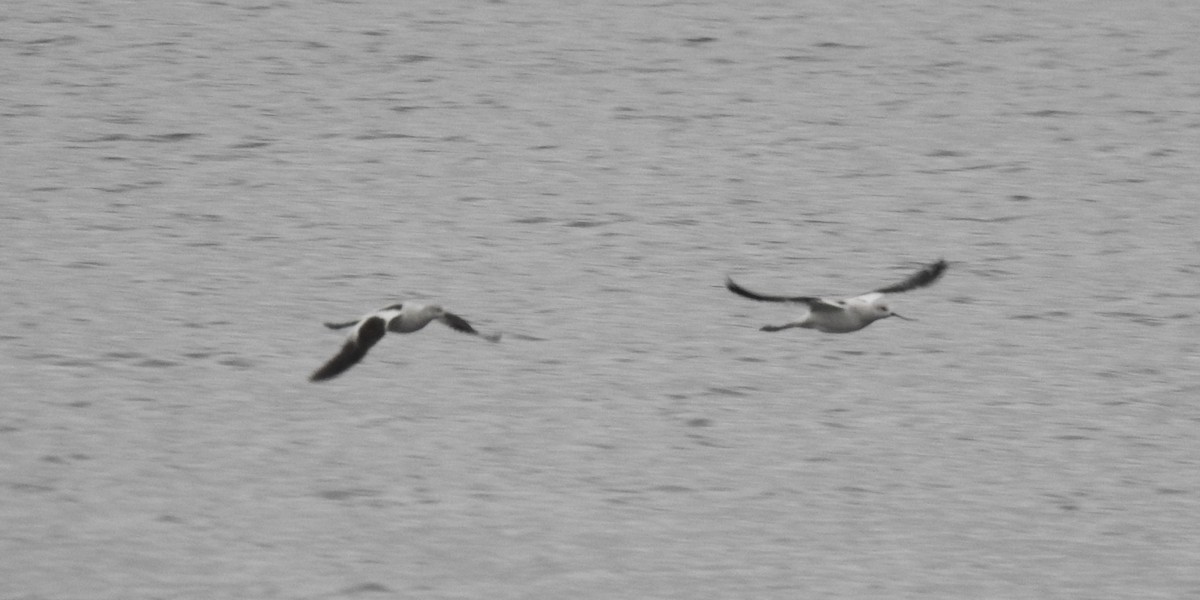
xmin=310 ymin=303 xmax=500 ymax=382
xmin=726 ymin=259 xmax=948 ymax=333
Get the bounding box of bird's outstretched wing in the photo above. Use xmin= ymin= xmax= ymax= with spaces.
xmin=725 ymin=277 xmax=843 ymax=312
xmin=439 ymin=311 xmax=479 ymax=334
xmin=439 ymin=312 xmax=499 ymax=341
xmin=872 ymin=259 xmax=948 ymax=294
xmin=323 ymin=319 xmax=360 ymax=330
xmin=310 ymin=316 xmax=387 ymax=382
xmin=439 ymin=312 xmax=501 ymax=342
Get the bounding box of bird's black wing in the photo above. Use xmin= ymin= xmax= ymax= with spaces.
xmin=872 ymin=259 xmax=948 ymax=294
xmin=439 ymin=311 xmax=481 ymax=335
xmin=725 ymin=277 xmax=842 ymax=312
xmin=725 ymin=277 xmax=814 ymax=303
xmin=324 ymin=319 xmax=360 ymax=330
xmin=310 ymin=316 xmax=387 ymax=382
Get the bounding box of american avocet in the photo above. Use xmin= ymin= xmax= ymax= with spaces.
xmin=726 ymin=259 xmax=948 ymax=333
xmin=310 ymin=303 xmax=499 ymax=382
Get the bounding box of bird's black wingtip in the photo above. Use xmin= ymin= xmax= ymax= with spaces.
xmin=724 ymin=276 xmax=753 ymax=297
xmin=308 ymin=367 xmax=338 ymax=383
xmin=440 ymin=312 xmax=482 ymax=335
xmin=309 ymin=358 xmax=351 ymax=382
xmin=928 ymin=258 xmax=950 ymax=280
xmin=872 ymin=258 xmax=950 ymax=294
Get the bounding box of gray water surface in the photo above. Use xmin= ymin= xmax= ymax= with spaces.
xmin=4 ymin=1 xmax=1200 ymax=598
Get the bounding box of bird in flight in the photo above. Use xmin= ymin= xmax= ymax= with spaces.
xmin=725 ymin=259 xmax=948 ymax=333
xmin=310 ymin=303 xmax=499 ymax=382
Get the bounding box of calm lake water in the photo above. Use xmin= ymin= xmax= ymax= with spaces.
xmin=4 ymin=1 xmax=1199 ymax=598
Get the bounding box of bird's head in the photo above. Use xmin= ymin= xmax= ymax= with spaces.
xmin=872 ymin=300 xmax=914 ymax=322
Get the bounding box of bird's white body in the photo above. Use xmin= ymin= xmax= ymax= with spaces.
xmin=777 ymin=293 xmax=892 ymax=333
xmin=373 ymin=303 xmax=447 ymax=334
